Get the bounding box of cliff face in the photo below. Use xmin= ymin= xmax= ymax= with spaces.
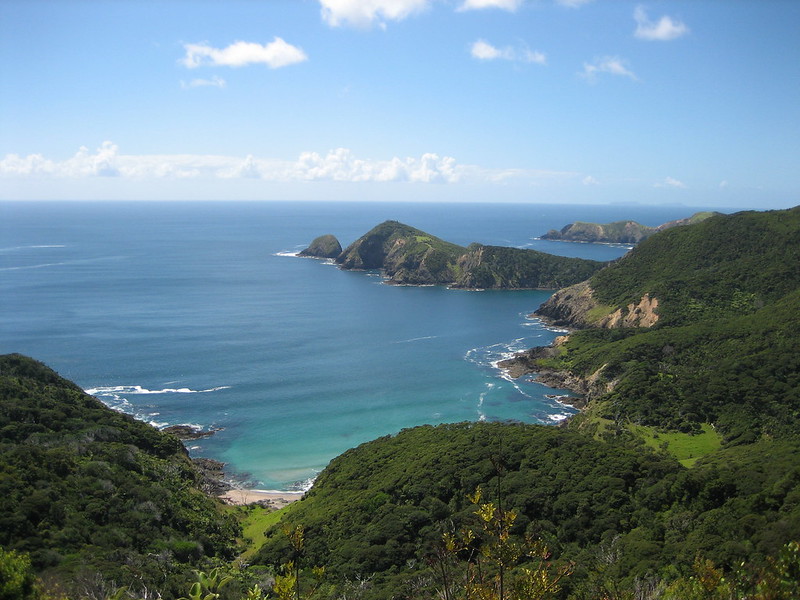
xmin=533 ymin=281 xmax=601 ymax=327
xmin=532 ymin=280 xmax=660 ymax=329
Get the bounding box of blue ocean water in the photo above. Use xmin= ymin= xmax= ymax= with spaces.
xmin=0 ymin=201 xmax=722 ymax=490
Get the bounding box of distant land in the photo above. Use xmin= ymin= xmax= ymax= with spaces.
xmin=540 ymin=211 xmax=721 ymax=244
xmin=301 ymin=219 xmax=606 ymax=289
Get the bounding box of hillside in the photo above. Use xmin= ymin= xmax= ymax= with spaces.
xmin=0 ymin=354 xmax=240 ymax=598
xmin=502 ymin=207 xmax=800 ymax=438
xmin=336 ymin=220 xmax=466 ymax=285
xmin=251 ymin=206 xmax=800 ymax=600
xmin=540 ymin=211 xmax=720 ymax=244
xmin=306 ymin=220 xmax=606 ymax=288
xmin=255 ymin=423 xmax=800 ymax=599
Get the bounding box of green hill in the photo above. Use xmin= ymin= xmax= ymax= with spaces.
xmin=254 ymin=423 xmax=800 ymax=599
xmin=540 ymin=211 xmax=720 ymax=244
xmin=333 ymin=220 xmax=606 ymax=288
xmin=506 ymin=206 xmax=800 ymax=437
xmin=337 ymin=220 xmax=466 ymax=285
xmin=0 ymin=354 xmax=240 ymax=598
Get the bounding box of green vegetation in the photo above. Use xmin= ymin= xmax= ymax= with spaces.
xmin=627 ymin=423 xmax=722 ymax=468
xmin=455 ymin=245 xmax=603 ymax=290
xmin=525 ymin=207 xmax=800 ymax=440
xmin=252 ymin=423 xmax=800 ymax=599
xmin=0 ymin=354 xmax=240 ymax=598
xmin=541 ymin=211 xmax=720 ymax=244
xmin=334 ymin=220 xmax=606 ymax=288
xmin=3 ymin=206 xmax=800 ymax=598
xmin=589 ymin=207 xmax=800 ymax=326
xmin=298 ymin=234 xmax=342 ymax=259
xmin=236 ymin=504 xmax=296 ymax=563
xmin=542 ymin=220 xmax=657 ymax=244
xmin=337 ymin=220 xmax=466 ymax=284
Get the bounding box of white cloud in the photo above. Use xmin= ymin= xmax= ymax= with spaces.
xmin=655 ymin=176 xmax=687 ymax=189
xmin=634 ymin=6 xmax=689 ymax=41
xmin=292 ymin=148 xmax=461 ymax=183
xmin=319 ymin=0 xmax=431 ymax=28
xmin=181 ymin=38 xmax=307 ymax=69
xmin=471 ymin=39 xmax=546 ymax=64
xmin=580 ymin=56 xmax=637 ymax=82
xmin=458 ymin=0 xmax=523 ymax=12
xmin=180 ymin=75 xmax=226 ymax=89
xmin=582 ymin=175 xmax=599 ymax=185
xmin=0 ymin=144 xmax=583 ymax=188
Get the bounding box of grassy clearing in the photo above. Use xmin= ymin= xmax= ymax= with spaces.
xmin=234 ymin=504 xmax=295 ymax=561
xmin=585 ymin=304 xmax=616 ymax=324
xmin=627 ymin=422 xmax=723 ymax=467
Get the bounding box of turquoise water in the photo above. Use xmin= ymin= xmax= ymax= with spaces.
xmin=0 ymin=201 xmax=720 ymax=490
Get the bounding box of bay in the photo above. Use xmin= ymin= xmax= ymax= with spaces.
xmin=0 ymin=200 xmax=721 ymax=490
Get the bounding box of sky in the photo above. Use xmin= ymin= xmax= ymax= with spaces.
xmin=1 ymin=0 xmax=798 ymax=207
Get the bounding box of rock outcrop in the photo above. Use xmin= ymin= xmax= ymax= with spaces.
xmin=299 ymin=234 xmax=343 ymax=259
xmin=534 ymin=280 xmax=660 ymax=329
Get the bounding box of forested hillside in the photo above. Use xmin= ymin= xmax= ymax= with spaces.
xmin=540 ymin=211 xmax=718 ymax=244
xmin=510 ymin=207 xmax=800 ymax=439
xmin=0 ymin=354 xmax=240 ymax=598
xmin=256 ymin=423 xmax=800 ymax=599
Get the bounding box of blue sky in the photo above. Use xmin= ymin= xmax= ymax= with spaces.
xmin=1 ymin=0 xmax=798 ymax=207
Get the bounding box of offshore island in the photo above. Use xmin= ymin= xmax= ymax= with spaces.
xmin=2 ymin=206 xmax=800 ymax=599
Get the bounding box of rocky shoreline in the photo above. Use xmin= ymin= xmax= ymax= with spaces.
xmin=497 ymin=336 xmax=605 ymax=412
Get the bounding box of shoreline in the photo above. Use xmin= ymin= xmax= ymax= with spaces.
xmin=218 ymin=488 xmax=304 ymax=507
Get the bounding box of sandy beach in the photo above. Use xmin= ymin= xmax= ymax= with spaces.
xmin=219 ymin=489 xmax=304 ymax=507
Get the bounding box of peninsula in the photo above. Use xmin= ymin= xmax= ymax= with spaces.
xmin=301 ymin=220 xmax=606 ymax=289
xmin=540 ymin=210 xmax=720 ymax=244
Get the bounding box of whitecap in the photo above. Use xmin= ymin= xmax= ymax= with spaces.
xmin=86 ymin=384 xmax=230 ymax=395
xmin=274 ymin=250 xmax=300 ymax=257
xmin=393 ymin=335 xmax=438 ymax=344
xmin=547 ymin=413 xmax=570 ymax=422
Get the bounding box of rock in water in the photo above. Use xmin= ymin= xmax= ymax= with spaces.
xmin=299 ymin=234 xmax=343 ymax=258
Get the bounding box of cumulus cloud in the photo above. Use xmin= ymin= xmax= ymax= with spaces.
xmin=291 ymin=148 xmax=461 ymax=183
xmin=5 ymin=142 xmax=123 ymax=178
xmin=180 ymin=75 xmax=226 ymax=89
xmin=634 ymin=6 xmax=689 ymax=41
xmin=319 ymin=0 xmax=431 ymax=28
xmin=582 ymin=175 xmax=599 ymax=185
xmin=1 ymin=144 xmax=590 ymax=189
xmin=581 ymin=56 xmax=637 ymax=82
xmin=0 ymin=144 xmax=467 ymax=184
xmin=471 ymin=39 xmax=546 ymax=64
xmin=655 ymin=176 xmax=687 ymax=189
xmin=458 ymin=0 xmax=523 ymax=11
xmin=181 ymin=38 xmax=307 ymax=69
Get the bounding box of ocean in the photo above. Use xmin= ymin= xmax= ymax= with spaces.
xmin=0 ymin=200 xmax=722 ymax=490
